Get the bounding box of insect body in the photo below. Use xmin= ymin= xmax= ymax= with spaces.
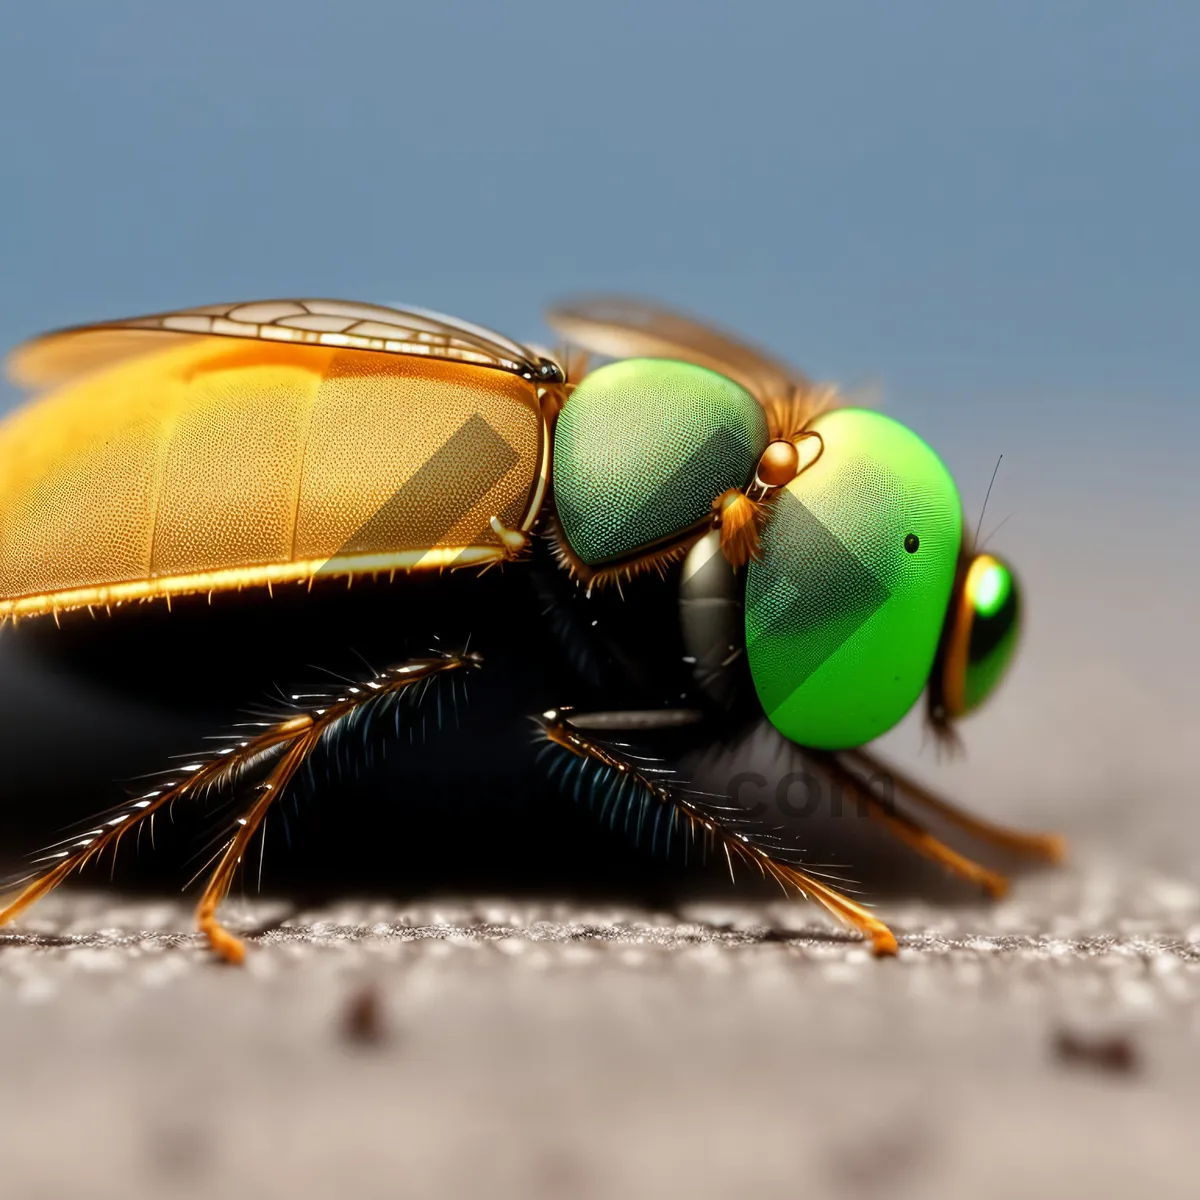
xmin=0 ymin=297 xmax=1062 ymax=960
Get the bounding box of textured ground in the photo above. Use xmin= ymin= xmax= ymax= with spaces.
xmin=2 ymin=858 xmax=1198 ymax=1199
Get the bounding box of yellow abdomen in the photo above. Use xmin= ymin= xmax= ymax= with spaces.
xmin=0 ymin=338 xmax=546 ymax=620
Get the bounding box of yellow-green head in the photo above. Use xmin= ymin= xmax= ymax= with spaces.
xmin=551 ymin=358 xmax=1021 ymax=749
xmin=746 ymin=408 xmax=1020 ymax=748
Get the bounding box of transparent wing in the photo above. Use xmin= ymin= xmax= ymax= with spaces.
xmin=7 ymin=299 xmax=556 ymax=390
xmin=546 ymin=295 xmax=815 ymax=408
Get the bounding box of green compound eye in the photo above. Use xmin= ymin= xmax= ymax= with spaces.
xmin=943 ymin=554 xmax=1021 ymax=716
xmin=552 ymin=358 xmax=768 ymax=565
xmin=745 ymin=409 xmax=962 ymax=749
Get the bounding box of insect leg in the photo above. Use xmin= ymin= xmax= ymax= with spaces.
xmin=844 ymin=748 xmax=1067 ymax=863
xmin=535 ymin=708 xmax=898 ymax=956
xmin=191 ymin=730 xmax=315 ymax=963
xmin=813 ymin=754 xmax=1012 ymax=897
xmin=0 ymin=651 xmax=480 ymax=962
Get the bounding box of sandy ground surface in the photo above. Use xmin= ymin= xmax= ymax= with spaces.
xmin=1 ymin=857 xmax=1197 ymax=1200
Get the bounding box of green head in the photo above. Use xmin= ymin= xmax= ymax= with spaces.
xmin=746 ymin=408 xmax=966 ymax=749
xmin=551 ymin=355 xmax=1020 ymax=745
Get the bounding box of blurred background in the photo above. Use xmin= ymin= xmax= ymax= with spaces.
xmin=0 ymin=5 xmax=1198 ymax=1196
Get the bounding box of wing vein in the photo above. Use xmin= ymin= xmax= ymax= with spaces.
xmin=145 ymin=400 xmax=181 ymax=581
xmin=287 ymin=372 xmax=320 ymax=566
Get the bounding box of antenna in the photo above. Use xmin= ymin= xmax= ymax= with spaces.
xmin=979 ymin=511 xmax=1014 ymax=551
xmin=973 ymin=455 xmax=1002 ymax=550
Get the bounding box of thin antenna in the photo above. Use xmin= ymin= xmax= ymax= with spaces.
xmin=974 ymin=455 xmax=1003 ymax=550
xmin=979 ymin=511 xmax=1015 ymax=551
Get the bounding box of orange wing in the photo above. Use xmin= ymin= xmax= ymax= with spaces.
xmin=8 ymin=299 xmax=563 ymax=390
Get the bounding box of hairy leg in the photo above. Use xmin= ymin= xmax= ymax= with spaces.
xmin=536 ymin=708 xmax=899 ymax=956
xmin=0 ymin=651 xmax=479 ymax=962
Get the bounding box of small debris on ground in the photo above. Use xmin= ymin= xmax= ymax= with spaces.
xmin=341 ymin=983 xmax=389 ymax=1047
xmin=1052 ymin=1028 xmax=1139 ymax=1076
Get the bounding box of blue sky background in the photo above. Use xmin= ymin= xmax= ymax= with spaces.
xmin=1 ymin=1 xmax=1197 ymax=860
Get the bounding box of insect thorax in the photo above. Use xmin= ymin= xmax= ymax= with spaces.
xmin=551 ymin=358 xmax=768 ymax=566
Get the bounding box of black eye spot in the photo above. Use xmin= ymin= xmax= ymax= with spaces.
xmin=904 ymin=533 xmax=920 ymax=553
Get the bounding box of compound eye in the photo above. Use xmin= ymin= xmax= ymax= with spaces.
xmin=944 ymin=554 xmax=1021 ymax=716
